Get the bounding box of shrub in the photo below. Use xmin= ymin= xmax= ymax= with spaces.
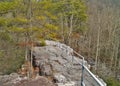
xmin=0 ymin=56 xmax=24 ymax=75
xmin=105 ymin=77 xmax=120 ymax=86
xmin=40 ymin=39 xmax=46 ymax=46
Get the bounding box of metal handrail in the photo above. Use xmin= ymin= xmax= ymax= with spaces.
xmin=73 ymin=51 xmax=105 ymax=86
xmin=73 ymin=51 xmax=85 ymax=86
xmin=54 ymin=41 xmax=105 ymax=86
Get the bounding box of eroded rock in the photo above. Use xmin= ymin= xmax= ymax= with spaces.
xmin=32 ymin=40 xmax=106 ymax=86
xmin=53 ymin=73 xmax=67 ymax=83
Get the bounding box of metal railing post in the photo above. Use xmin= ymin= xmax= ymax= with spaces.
xmin=81 ymin=57 xmax=85 ymax=86
xmin=73 ymin=51 xmax=105 ymax=86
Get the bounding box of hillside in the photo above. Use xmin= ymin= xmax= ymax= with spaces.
xmin=0 ymin=41 xmax=106 ymax=86
xmin=0 ymin=0 xmax=120 ymax=86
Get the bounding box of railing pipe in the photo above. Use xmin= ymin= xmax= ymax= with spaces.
xmin=84 ymin=66 xmax=105 ymax=86
xmin=73 ymin=51 xmax=85 ymax=86
xmin=56 ymin=43 xmax=105 ymax=86
xmin=81 ymin=57 xmax=85 ymax=86
xmin=73 ymin=51 xmax=105 ymax=86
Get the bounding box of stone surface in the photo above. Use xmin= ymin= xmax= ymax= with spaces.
xmin=32 ymin=40 xmax=106 ymax=86
xmin=53 ymin=73 xmax=67 ymax=83
xmin=33 ymin=46 xmax=83 ymax=81
xmin=0 ymin=73 xmax=22 ymax=86
xmin=13 ymin=76 xmax=56 ymax=86
xmin=0 ymin=75 xmax=55 ymax=86
xmin=0 ymin=73 xmax=19 ymax=85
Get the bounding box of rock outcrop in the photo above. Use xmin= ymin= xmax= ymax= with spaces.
xmin=32 ymin=46 xmax=83 ymax=81
xmin=32 ymin=40 xmax=106 ymax=86
xmin=0 ymin=40 xmax=106 ymax=86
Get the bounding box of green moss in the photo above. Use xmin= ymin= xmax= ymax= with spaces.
xmin=40 ymin=39 xmax=46 ymax=46
xmin=105 ymin=77 xmax=120 ymax=86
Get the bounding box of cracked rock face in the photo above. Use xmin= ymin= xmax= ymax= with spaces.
xmin=32 ymin=41 xmax=106 ymax=86
xmin=32 ymin=45 xmax=83 ymax=81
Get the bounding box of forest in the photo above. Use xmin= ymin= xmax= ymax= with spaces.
xmin=0 ymin=0 xmax=120 ymax=86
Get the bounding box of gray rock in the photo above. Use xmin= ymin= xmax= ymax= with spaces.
xmin=53 ymin=73 xmax=67 ymax=83
xmin=0 ymin=73 xmax=20 ymax=86
xmin=51 ymin=61 xmax=64 ymax=72
xmin=32 ymin=40 xmax=106 ymax=86
xmin=33 ymin=45 xmax=84 ymax=81
xmin=41 ymin=64 xmax=52 ymax=76
xmin=10 ymin=73 xmax=19 ymax=79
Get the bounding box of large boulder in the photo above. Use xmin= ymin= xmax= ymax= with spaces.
xmin=32 ymin=46 xmax=83 ymax=81
xmin=32 ymin=40 xmax=106 ymax=86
